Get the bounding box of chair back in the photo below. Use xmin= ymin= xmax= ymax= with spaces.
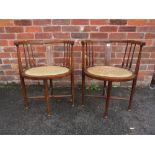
xmin=81 ymin=40 xmax=145 ymax=75
xmin=14 ymin=40 xmax=74 ymax=74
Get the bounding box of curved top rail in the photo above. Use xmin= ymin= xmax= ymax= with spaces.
xmin=81 ymin=40 xmax=145 ymax=46
xmin=14 ymin=40 xmax=74 ymax=46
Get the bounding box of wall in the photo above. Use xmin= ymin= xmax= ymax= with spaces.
xmin=0 ymin=19 xmax=155 ymax=85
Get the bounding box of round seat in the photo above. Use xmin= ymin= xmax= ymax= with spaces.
xmin=86 ymin=65 xmax=135 ymax=81
xmin=24 ymin=66 xmax=70 ymax=79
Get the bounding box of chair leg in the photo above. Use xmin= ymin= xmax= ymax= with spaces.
xmin=20 ymin=76 xmax=29 ymax=109
xmin=44 ymin=80 xmax=52 ymax=116
xmin=103 ymin=81 xmax=112 ymax=119
xmin=49 ymin=79 xmax=53 ymax=95
xmin=103 ymin=81 xmax=107 ymax=96
xmin=71 ymin=71 xmax=75 ymax=107
xmin=81 ymin=71 xmax=85 ymax=106
xmin=128 ymin=78 xmax=137 ymax=111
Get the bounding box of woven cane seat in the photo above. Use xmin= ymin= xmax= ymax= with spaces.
xmin=86 ymin=66 xmax=133 ymax=79
xmin=25 ymin=66 xmax=69 ymax=77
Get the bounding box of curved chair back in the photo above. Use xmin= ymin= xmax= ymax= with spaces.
xmin=81 ymin=40 xmax=145 ymax=76
xmin=14 ymin=40 xmax=74 ymax=74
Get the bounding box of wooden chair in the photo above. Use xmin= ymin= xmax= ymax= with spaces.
xmin=81 ymin=40 xmax=145 ymax=118
xmin=14 ymin=40 xmax=74 ymax=116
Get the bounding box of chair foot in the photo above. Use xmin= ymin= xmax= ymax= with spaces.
xmin=81 ymin=101 xmax=84 ymax=106
xmin=48 ymin=114 xmax=52 ymax=117
xmin=80 ymin=104 xmax=85 ymax=107
xmin=81 ymin=98 xmax=85 ymax=106
xmin=69 ymin=98 xmax=75 ymax=107
xmin=128 ymin=108 xmax=131 ymax=112
xmin=103 ymin=115 xmax=108 ymax=119
xmin=25 ymin=106 xmax=29 ymax=110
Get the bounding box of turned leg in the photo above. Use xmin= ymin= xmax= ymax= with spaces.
xmin=44 ymin=80 xmax=52 ymax=116
xmin=71 ymin=71 xmax=75 ymax=107
xmin=20 ymin=76 xmax=29 ymax=109
xmin=103 ymin=81 xmax=107 ymax=96
xmin=128 ymin=78 xmax=137 ymax=111
xmin=81 ymin=71 xmax=85 ymax=106
xmin=104 ymin=81 xmax=112 ymax=119
xmin=49 ymin=79 xmax=53 ymax=95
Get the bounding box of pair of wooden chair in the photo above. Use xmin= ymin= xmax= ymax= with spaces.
xmin=14 ymin=40 xmax=145 ymax=118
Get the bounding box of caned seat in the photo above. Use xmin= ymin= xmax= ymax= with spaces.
xmin=86 ymin=65 xmax=135 ymax=81
xmin=24 ymin=66 xmax=70 ymax=78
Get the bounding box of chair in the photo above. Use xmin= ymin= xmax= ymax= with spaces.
xmin=14 ymin=40 xmax=74 ymax=116
xmin=81 ymin=40 xmax=145 ymax=118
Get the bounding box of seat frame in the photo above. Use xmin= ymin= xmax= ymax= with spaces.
xmin=81 ymin=40 xmax=145 ymax=118
xmin=23 ymin=65 xmax=71 ymax=79
xmin=15 ymin=40 xmax=74 ymax=116
xmin=85 ymin=65 xmax=135 ymax=82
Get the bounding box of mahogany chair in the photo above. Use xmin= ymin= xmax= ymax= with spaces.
xmin=15 ymin=40 xmax=74 ymax=116
xmin=81 ymin=40 xmax=145 ymax=118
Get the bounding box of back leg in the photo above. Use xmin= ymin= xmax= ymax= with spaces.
xmin=81 ymin=72 xmax=85 ymax=106
xmin=20 ymin=76 xmax=29 ymax=110
xmin=128 ymin=78 xmax=137 ymax=111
